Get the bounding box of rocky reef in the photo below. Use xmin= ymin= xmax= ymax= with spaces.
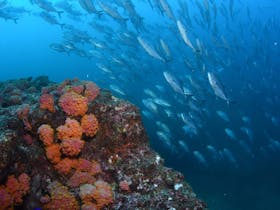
xmin=0 ymin=77 xmax=206 ymax=210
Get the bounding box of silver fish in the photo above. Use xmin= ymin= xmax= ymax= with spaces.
xmin=159 ymin=0 xmax=175 ymax=21
xmin=163 ymin=71 xmax=184 ymax=95
xmin=176 ymin=20 xmax=195 ymax=51
xmin=137 ymin=36 xmax=165 ymax=62
xmin=207 ymin=72 xmax=230 ymax=103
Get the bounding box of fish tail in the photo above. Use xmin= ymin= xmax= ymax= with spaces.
xmin=14 ymin=18 xmax=19 ymax=24
xmin=97 ymin=11 xmax=103 ymax=18
xmin=227 ymin=99 xmax=237 ymax=107
xmin=57 ymin=11 xmax=64 ymax=18
xmin=60 ymin=23 xmax=66 ymax=29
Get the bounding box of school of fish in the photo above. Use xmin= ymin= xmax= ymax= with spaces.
xmin=0 ymin=0 xmax=279 ymax=169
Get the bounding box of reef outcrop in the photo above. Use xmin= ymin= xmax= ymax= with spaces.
xmin=0 ymin=77 xmax=206 ymax=209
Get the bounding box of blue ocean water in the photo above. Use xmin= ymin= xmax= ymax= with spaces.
xmin=1 ymin=0 xmax=280 ymax=209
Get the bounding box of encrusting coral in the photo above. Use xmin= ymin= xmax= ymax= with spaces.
xmin=0 ymin=77 xmax=206 ymax=209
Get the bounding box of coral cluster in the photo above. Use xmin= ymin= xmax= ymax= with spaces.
xmin=38 ymin=124 xmax=54 ymax=146
xmin=59 ymin=91 xmax=88 ymax=116
xmin=56 ymin=118 xmax=83 ymax=140
xmin=0 ymin=77 xmax=206 ymax=209
xmin=79 ymin=180 xmax=113 ymax=209
xmin=39 ymin=93 xmax=55 ymax=113
xmin=0 ymin=173 xmax=30 ymax=209
xmin=81 ymin=114 xmax=99 ymax=137
xmin=42 ymin=181 xmax=79 ymax=210
xmin=35 ymin=80 xmax=114 ymax=209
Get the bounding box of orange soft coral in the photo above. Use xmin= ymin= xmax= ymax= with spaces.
xmin=61 ymin=138 xmax=85 ymax=157
xmin=38 ymin=124 xmax=54 ymax=146
xmin=92 ymin=180 xmax=113 ymax=209
xmin=57 ymin=118 xmax=83 ymax=141
xmin=4 ymin=173 xmax=30 ymax=206
xmin=17 ymin=105 xmax=32 ymax=131
xmin=0 ymin=186 xmax=12 ymax=209
xmin=71 ymin=85 xmax=84 ymax=94
xmin=81 ymin=202 xmax=98 ymax=210
xmin=39 ymin=93 xmax=55 ymax=112
xmin=43 ymin=181 xmax=79 ymax=210
xmin=84 ymin=81 xmax=100 ymax=102
xmin=78 ymin=181 xmax=113 ymax=209
xmin=59 ymin=91 xmax=88 ymax=116
xmin=79 ymin=184 xmax=95 ymax=204
xmin=54 ymin=158 xmax=77 ymax=175
xmin=45 ymin=144 xmax=61 ymax=164
xmin=17 ymin=173 xmax=30 ymax=195
xmin=81 ymin=114 xmax=99 ymax=137
xmin=75 ymin=159 xmax=102 ymax=176
xmin=67 ymin=171 xmax=95 ymax=188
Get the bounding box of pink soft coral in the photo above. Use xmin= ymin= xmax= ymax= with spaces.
xmin=84 ymin=81 xmax=100 ymax=102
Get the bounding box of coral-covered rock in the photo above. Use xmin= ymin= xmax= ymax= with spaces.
xmin=81 ymin=114 xmax=99 ymax=137
xmin=119 ymin=180 xmax=130 ymax=192
xmin=0 ymin=77 xmax=206 ymax=209
xmin=43 ymin=181 xmax=79 ymax=210
xmin=39 ymin=93 xmax=55 ymax=112
xmin=71 ymin=85 xmax=84 ymax=94
xmin=79 ymin=184 xmax=95 ymax=204
xmin=56 ymin=118 xmax=83 ymax=141
xmin=59 ymin=91 xmax=88 ymax=116
xmin=75 ymin=159 xmax=102 ymax=176
xmin=92 ymin=180 xmax=114 ymax=209
xmin=84 ymin=81 xmax=100 ymax=102
xmin=0 ymin=131 xmax=15 ymax=180
xmin=17 ymin=105 xmax=32 ymax=131
xmin=67 ymin=171 xmax=95 ymax=188
xmin=81 ymin=202 xmax=98 ymax=210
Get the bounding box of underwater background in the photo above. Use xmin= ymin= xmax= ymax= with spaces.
xmin=0 ymin=0 xmax=279 ymax=209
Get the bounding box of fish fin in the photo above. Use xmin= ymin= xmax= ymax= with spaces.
xmin=165 ymin=58 xmax=172 ymax=63
xmin=14 ymin=18 xmax=19 ymax=24
xmin=226 ymin=99 xmax=237 ymax=107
